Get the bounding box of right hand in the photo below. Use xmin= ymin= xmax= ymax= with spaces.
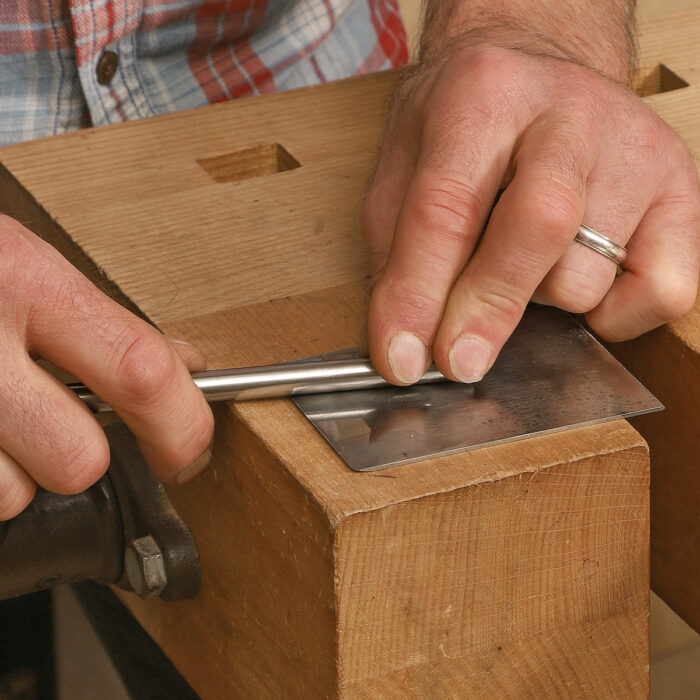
xmin=0 ymin=215 xmax=215 ymax=520
xmin=363 ymin=43 xmax=700 ymax=386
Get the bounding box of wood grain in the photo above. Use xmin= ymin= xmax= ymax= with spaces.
xmin=4 ymin=8 xmax=698 ymax=697
xmin=336 ymin=453 xmax=649 ymax=698
xmin=0 ymin=74 xmax=392 ymax=324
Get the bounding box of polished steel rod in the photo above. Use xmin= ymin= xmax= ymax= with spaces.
xmin=70 ymin=358 xmax=448 ymax=414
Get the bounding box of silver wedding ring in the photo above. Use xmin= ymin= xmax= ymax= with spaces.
xmin=575 ymin=224 xmax=628 ymax=266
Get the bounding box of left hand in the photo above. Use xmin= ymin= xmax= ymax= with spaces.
xmin=362 ymin=43 xmax=700 ymax=385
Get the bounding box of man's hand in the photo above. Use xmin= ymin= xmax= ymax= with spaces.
xmin=0 ymin=215 xmax=214 ymax=520
xmin=363 ymin=1 xmax=700 ymax=385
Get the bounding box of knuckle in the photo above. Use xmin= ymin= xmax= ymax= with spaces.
xmin=472 ymin=282 xmax=526 ymax=328
xmin=555 ymin=287 xmax=604 ymax=314
xmin=377 ymin=276 xmax=444 ymax=327
xmin=525 ymin=188 xmax=582 ymax=238
xmin=52 ymin=436 xmax=111 ymax=494
xmin=532 ymin=140 xmax=588 ymax=197
xmin=630 ymin=109 xmax=668 ymax=153
xmin=452 ymin=44 xmax=494 ymax=73
xmin=568 ymin=72 xmax=606 ymax=112
xmin=411 ymin=177 xmax=484 ymax=234
xmin=452 ymin=45 xmax=520 ymax=91
xmin=647 ymin=270 xmax=698 ymax=323
xmin=369 ymin=274 xmax=445 ymax=345
xmin=113 ymin=329 xmax=177 ymax=407
xmin=0 ymin=366 xmax=110 ymax=497
xmin=542 ymin=267 xmax=610 ymax=313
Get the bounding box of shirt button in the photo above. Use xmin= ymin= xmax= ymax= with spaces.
xmin=96 ymin=50 xmax=119 ymax=85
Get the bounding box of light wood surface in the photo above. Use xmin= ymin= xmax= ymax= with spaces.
xmin=3 ymin=8 xmax=697 ymax=699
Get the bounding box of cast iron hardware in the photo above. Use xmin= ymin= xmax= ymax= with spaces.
xmin=0 ymin=423 xmax=201 ymax=602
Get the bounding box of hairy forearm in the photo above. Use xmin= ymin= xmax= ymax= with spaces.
xmin=419 ymin=0 xmax=637 ymax=82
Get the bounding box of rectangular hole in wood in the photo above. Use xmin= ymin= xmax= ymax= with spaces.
xmin=632 ymin=64 xmax=689 ymax=98
xmin=197 ymin=143 xmax=301 ymax=183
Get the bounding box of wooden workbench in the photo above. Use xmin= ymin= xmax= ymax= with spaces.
xmin=2 ymin=9 xmax=697 ymax=698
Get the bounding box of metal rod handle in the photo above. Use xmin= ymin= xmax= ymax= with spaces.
xmin=69 ymin=358 xmax=448 ymax=414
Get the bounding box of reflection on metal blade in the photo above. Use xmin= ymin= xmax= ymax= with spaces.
xmin=293 ymin=305 xmax=662 ymax=472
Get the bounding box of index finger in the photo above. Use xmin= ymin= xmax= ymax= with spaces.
xmin=367 ymin=110 xmax=514 ymax=384
xmin=24 ymin=245 xmax=214 ymax=484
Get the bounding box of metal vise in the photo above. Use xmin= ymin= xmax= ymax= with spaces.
xmin=0 ymin=423 xmax=200 ymax=602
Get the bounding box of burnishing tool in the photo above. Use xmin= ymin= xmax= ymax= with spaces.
xmin=0 ymin=306 xmax=661 ymax=601
xmin=69 ymin=355 xmax=447 ymax=410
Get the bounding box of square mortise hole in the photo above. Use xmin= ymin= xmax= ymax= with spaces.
xmin=632 ymin=64 xmax=689 ymax=97
xmin=197 ymin=143 xmax=301 ymax=183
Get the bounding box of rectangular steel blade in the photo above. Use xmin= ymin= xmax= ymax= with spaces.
xmin=293 ymin=305 xmax=662 ymax=472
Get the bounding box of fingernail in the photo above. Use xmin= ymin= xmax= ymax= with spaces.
xmin=388 ymin=331 xmax=428 ymax=384
xmin=165 ymin=336 xmax=195 ymax=347
xmin=449 ymin=335 xmax=493 ymax=383
xmin=174 ymin=447 xmax=212 ymax=485
xmin=164 ymin=335 xmax=208 ymax=372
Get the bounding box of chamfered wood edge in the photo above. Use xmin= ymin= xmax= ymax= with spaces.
xmin=329 ymin=435 xmax=651 ymax=533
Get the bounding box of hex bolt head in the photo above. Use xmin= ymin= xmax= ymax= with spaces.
xmin=125 ymin=535 xmax=167 ymax=598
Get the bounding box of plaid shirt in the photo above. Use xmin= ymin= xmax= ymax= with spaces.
xmin=0 ymin=0 xmax=408 ymax=146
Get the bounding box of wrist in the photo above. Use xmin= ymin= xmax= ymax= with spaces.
xmin=418 ymin=2 xmax=636 ymax=83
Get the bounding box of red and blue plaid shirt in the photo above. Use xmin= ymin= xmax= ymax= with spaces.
xmin=0 ymin=0 xmax=408 ymax=146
